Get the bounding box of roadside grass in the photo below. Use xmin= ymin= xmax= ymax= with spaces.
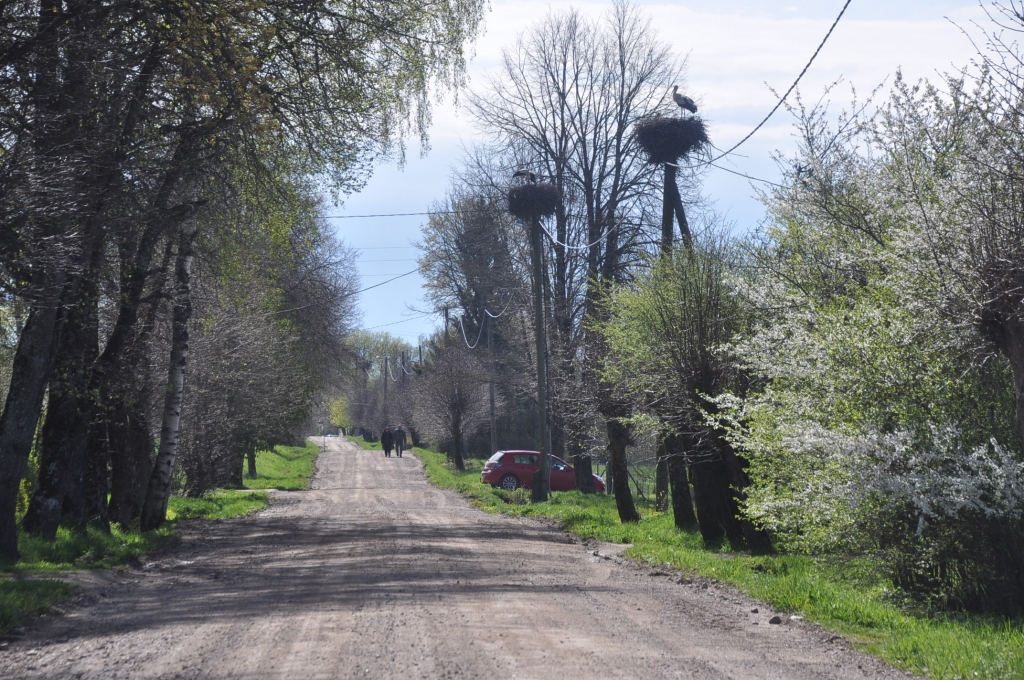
xmin=0 ymin=579 xmax=75 ymax=632
xmin=415 ymin=446 xmax=1024 ymax=680
xmin=243 ymin=442 xmax=320 ymax=490
xmin=1 ymin=441 xmax=319 ymax=634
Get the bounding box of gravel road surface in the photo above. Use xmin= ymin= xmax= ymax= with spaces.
xmin=0 ymin=438 xmax=916 ymax=679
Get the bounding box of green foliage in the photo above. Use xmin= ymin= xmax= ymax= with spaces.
xmin=329 ymin=396 xmax=351 ymax=429
xmin=12 ymin=524 xmax=174 ymax=572
xmin=242 ymin=443 xmax=319 ymax=490
xmin=418 ymin=444 xmax=1024 ymax=679
xmin=167 ymin=492 xmax=268 ymax=521
xmin=0 ymin=579 xmax=75 ymax=633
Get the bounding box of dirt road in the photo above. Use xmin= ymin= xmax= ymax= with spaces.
xmin=0 ymin=439 xmax=914 ymax=679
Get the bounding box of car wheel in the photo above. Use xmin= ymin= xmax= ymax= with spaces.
xmin=499 ymin=474 xmax=520 ymax=491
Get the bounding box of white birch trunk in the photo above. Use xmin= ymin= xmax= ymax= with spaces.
xmin=140 ymin=224 xmax=197 ymax=531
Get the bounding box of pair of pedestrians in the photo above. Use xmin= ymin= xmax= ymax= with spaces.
xmin=380 ymin=424 xmax=407 ymax=458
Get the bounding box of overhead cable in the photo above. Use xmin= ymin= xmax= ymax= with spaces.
xmin=323 ymin=208 xmax=492 ymax=219
xmin=485 ymin=291 xmax=518 ymax=319
xmin=706 ymin=0 xmax=853 ymax=165
xmin=458 ymin=314 xmax=487 ymax=349
xmin=702 ymin=162 xmax=786 ymax=187
xmin=344 ymin=266 xmax=422 ymax=298
xmin=362 ymin=312 xmax=433 ymax=330
xmin=540 ymin=224 xmax=615 ymax=251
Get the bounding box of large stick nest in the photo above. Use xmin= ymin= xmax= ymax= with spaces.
xmin=508 ymin=183 xmax=561 ymax=220
xmin=634 ymin=116 xmax=709 ymax=164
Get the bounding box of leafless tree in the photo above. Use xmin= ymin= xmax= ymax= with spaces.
xmin=413 ymin=337 xmax=490 ymax=471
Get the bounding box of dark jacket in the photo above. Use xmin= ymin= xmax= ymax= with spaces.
xmin=393 ymin=427 xmax=406 ymax=446
xmin=381 ymin=428 xmax=394 ymax=450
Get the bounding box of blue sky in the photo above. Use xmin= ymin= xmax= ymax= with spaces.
xmin=331 ymin=0 xmax=989 ymax=343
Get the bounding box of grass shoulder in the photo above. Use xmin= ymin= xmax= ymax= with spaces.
xmin=414 ymin=446 xmax=1024 ymax=680
xmin=244 ymin=442 xmax=320 ymax=490
xmin=2 ymin=441 xmax=319 ymax=634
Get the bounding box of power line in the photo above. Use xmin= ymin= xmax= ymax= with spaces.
xmin=485 ymin=291 xmax=519 ymax=318
xmin=707 ymin=0 xmax=853 ymax=165
xmin=344 ymin=266 xmax=422 ymax=298
xmin=540 ymin=224 xmax=615 ymax=251
xmin=458 ymin=314 xmax=486 ymax=349
xmin=360 ymin=313 xmax=432 ymax=331
xmin=707 ymin=162 xmax=785 ymax=188
xmin=323 ymin=208 xmax=492 ymax=219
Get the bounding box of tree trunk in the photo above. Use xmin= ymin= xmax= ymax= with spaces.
xmin=81 ymin=429 xmax=110 ymax=531
xmin=573 ymin=455 xmax=595 ymax=494
xmin=606 ymin=416 xmax=641 ymax=522
xmin=22 ymin=284 xmax=100 ymax=539
xmin=451 ymin=428 xmax=466 ymax=472
xmin=667 ymin=453 xmax=697 ymax=531
xmin=0 ymin=304 xmax=63 ymax=560
xmin=247 ymin=445 xmax=257 ymax=478
xmin=719 ymin=445 xmax=772 ymax=553
xmin=141 ymin=225 xmax=197 ymax=531
xmin=655 ymin=436 xmax=669 ymax=512
xmin=107 ymin=400 xmax=155 ymax=527
xmin=689 ymin=456 xmax=742 ymax=548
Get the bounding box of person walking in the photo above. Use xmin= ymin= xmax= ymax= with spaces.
xmin=381 ymin=426 xmax=393 ymax=458
xmin=394 ymin=424 xmax=407 ymax=458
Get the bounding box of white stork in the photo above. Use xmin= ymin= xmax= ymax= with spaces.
xmin=512 ymin=168 xmax=537 ymax=183
xmin=672 ymin=85 xmax=697 ymax=114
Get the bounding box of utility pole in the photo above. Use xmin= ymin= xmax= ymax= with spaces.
xmin=418 ymin=344 xmax=423 ymax=365
xmin=529 ymin=215 xmax=550 ymax=501
xmin=383 ymin=356 xmax=389 ymax=425
xmin=508 ymin=179 xmax=559 ymax=502
xmin=488 ymin=318 xmax=497 ymax=455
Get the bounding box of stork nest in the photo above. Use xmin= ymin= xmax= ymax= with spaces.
xmin=508 ymin=183 xmax=561 ymax=220
xmin=634 ymin=116 xmax=709 ymax=164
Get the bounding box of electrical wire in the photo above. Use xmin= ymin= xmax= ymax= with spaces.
xmin=706 ymin=0 xmax=853 ymax=165
xmin=362 ymin=312 xmax=433 ymax=330
xmin=485 ymin=291 xmax=518 ymax=319
xmin=343 ymin=266 xmax=422 ymax=298
xmin=540 ymin=224 xmax=615 ymax=251
xmin=457 ymin=314 xmax=487 ymax=349
xmin=323 ymin=208 xmax=492 ymax=219
xmin=386 ymin=357 xmax=400 ymax=382
xmin=705 ymin=162 xmax=785 ymax=187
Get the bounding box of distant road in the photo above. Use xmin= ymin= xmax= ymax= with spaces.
xmin=0 ymin=438 xmax=914 ymax=679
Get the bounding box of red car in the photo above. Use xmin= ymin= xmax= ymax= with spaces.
xmin=481 ymin=450 xmax=606 ymax=493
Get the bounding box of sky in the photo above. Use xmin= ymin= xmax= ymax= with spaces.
xmin=331 ymin=0 xmax=991 ymax=343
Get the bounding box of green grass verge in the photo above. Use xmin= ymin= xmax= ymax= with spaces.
xmin=243 ymin=442 xmax=320 ymax=490
xmin=1 ymin=441 xmax=320 ymax=634
xmin=0 ymin=579 xmax=75 ymax=632
xmin=414 ymin=446 xmax=1024 ymax=680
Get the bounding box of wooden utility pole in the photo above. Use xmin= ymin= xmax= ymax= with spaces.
xmin=383 ymin=356 xmax=389 ymax=425
xmin=488 ymin=319 xmax=497 ymax=455
xmin=529 ymin=215 xmax=550 ymax=501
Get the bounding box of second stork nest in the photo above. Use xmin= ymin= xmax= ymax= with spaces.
xmin=508 ymin=183 xmax=561 ymax=221
xmin=634 ymin=116 xmax=709 ymax=164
